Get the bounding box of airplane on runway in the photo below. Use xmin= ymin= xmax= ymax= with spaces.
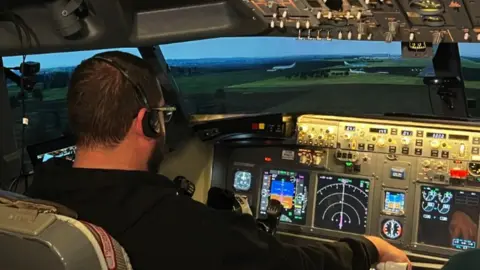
xmin=344 ymin=61 xmax=368 ymax=67
xmin=267 ymin=62 xmax=296 ymax=72
xmin=349 ymin=68 xmax=366 ymax=74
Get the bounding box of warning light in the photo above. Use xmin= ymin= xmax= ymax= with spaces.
xmin=252 ymin=123 xmax=259 ymax=130
xmin=450 ymin=169 xmax=468 ymax=178
xmin=264 ymin=157 xmax=272 ymax=162
xmin=259 ymin=123 xmax=265 ymax=130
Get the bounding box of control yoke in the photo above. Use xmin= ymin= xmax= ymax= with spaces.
xmin=206 ymin=188 xmax=284 ymax=235
xmin=173 ymin=176 xmax=195 ymax=197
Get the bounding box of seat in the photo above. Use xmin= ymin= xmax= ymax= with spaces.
xmin=0 ymin=190 xmax=133 ymax=270
xmin=441 ymin=249 xmax=480 ymax=270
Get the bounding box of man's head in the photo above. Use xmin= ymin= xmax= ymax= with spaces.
xmin=68 ymin=50 xmax=170 ymax=172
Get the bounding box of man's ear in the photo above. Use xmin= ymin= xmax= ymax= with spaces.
xmin=133 ymin=108 xmax=148 ymax=137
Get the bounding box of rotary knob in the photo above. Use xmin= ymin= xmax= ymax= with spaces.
xmin=299 ymin=154 xmax=308 ymax=164
xmin=436 ymin=161 xmax=445 ymax=170
xmin=401 ymin=137 xmax=410 ymax=145
xmin=377 ymin=137 xmax=386 ymax=147
xmin=422 ymin=160 xmax=431 ymax=167
xmin=298 ymin=125 xmax=308 ymax=132
xmin=344 ymin=133 xmax=352 ymax=140
xmin=430 ymin=140 xmax=440 ymax=148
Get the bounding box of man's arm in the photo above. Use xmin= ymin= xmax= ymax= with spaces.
xmin=219 ymin=213 xmax=379 ymax=270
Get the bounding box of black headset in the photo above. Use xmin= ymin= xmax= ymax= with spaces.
xmin=92 ymin=56 xmax=162 ymax=138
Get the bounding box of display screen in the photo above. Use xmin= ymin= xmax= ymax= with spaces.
xmin=233 ymin=170 xmax=252 ymax=191
xmin=314 ymin=174 xmax=370 ymax=234
xmin=370 ymin=128 xmax=388 ymax=134
xmin=258 ymin=169 xmax=309 ymax=225
xmin=401 ymin=130 xmax=413 ymax=136
xmin=426 ymin=132 xmax=446 ymax=139
xmin=390 ymin=167 xmax=406 ymax=180
xmin=449 ymin=134 xmax=469 ymax=141
xmin=37 ymin=145 xmax=76 ymax=163
xmin=417 ymin=186 xmax=480 ymax=250
xmin=384 ymin=191 xmax=405 ymax=215
xmin=345 ymin=126 xmax=355 ymax=131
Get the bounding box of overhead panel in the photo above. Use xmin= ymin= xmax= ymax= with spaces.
xmin=246 ymin=0 xmax=480 ymax=43
xmin=1 ymin=0 xmax=480 ymax=56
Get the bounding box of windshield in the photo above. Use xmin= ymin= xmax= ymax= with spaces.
xmin=164 ymin=37 xmax=480 ymax=116
xmin=3 ymin=39 xmax=480 ymax=147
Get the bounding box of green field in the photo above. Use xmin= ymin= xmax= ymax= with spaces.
xmin=8 ymin=86 xmax=67 ymax=101
xmin=173 ymin=70 xmax=283 ymax=93
xmin=7 ymin=56 xmax=480 ymax=101
xmin=227 ymin=73 xmax=422 ymax=88
xmin=8 ymin=72 xmax=480 ymax=102
xmin=227 ymin=73 xmax=480 ymax=90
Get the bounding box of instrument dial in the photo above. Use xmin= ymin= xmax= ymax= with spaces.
xmin=381 ymin=219 xmax=403 ymax=240
xmin=299 ymin=152 xmax=313 ymax=165
xmin=468 ymin=162 xmax=480 ymax=176
xmin=233 ymin=170 xmax=252 ymax=191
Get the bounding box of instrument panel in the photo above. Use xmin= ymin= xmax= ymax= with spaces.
xmin=217 ymin=114 xmax=480 ymax=259
xmin=243 ymin=0 xmax=480 ymax=44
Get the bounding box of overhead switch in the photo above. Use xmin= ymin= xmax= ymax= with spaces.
xmin=432 ymin=31 xmax=444 ymax=45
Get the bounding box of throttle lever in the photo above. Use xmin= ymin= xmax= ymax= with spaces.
xmin=256 ymin=199 xmax=284 ymax=235
xmin=375 ymin=262 xmax=409 ymax=270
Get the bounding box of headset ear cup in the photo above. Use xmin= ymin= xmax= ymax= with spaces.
xmin=142 ymin=111 xmax=158 ymax=138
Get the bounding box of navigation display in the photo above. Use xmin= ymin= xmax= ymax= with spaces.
xmin=37 ymin=145 xmax=76 ymax=163
xmin=417 ymin=186 xmax=480 ymax=250
xmin=314 ymin=174 xmax=370 ymax=234
xmin=258 ymin=169 xmax=309 ymax=225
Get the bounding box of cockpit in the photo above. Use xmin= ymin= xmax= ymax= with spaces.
xmin=1 ymin=0 xmax=480 ymax=269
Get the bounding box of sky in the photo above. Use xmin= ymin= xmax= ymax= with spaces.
xmin=2 ymin=37 xmax=480 ymax=69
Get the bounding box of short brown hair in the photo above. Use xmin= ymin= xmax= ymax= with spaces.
xmin=68 ymin=50 xmax=162 ymax=148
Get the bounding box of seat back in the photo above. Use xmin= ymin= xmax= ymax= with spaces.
xmin=0 ymin=190 xmax=133 ymax=270
xmin=441 ymin=249 xmax=480 ymax=270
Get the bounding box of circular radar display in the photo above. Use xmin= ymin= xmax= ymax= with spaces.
xmin=314 ymin=174 xmax=370 ymax=234
xmin=381 ymin=219 xmax=403 ymax=240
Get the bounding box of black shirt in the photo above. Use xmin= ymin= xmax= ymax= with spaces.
xmin=28 ymin=159 xmax=379 ymax=270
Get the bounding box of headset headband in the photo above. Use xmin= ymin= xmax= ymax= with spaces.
xmin=92 ymin=56 xmax=152 ymax=110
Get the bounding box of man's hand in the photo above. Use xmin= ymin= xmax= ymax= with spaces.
xmin=365 ymin=236 xmax=412 ymax=270
xmin=449 ymin=211 xmax=477 ymax=243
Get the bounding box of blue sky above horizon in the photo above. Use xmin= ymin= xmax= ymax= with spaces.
xmin=3 ymin=37 xmax=480 ymax=69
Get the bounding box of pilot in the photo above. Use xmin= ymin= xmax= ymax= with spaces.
xmin=28 ymin=51 xmax=411 ymax=270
